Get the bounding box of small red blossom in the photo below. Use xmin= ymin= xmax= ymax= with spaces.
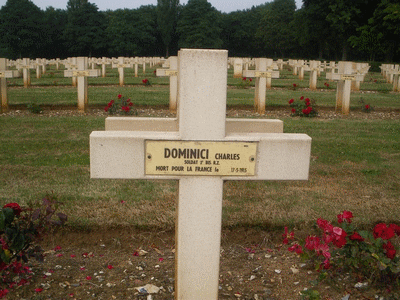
xmin=291 ymin=108 xmax=296 ymax=113
xmin=374 ymin=223 xmax=395 ymax=240
xmin=56 ymin=253 xmax=63 ymax=257
xmin=80 ymin=267 xmax=85 ymax=271
xmin=389 ymin=224 xmax=400 ymax=236
xmin=158 ymin=257 xmax=164 ymax=262
xmin=54 ymin=245 xmax=62 ymax=251
xmin=365 ymin=104 xmax=370 ymax=110
xmin=3 ymin=203 xmax=22 ymax=216
xmin=293 ymin=83 xmax=297 ymax=87
xmin=242 ymin=77 xmax=247 ymax=81
xmin=104 ymin=106 xmax=109 ymax=112
xmin=288 ymin=98 xmax=294 ymax=104
xmin=70 ymin=254 xmax=76 ymax=258
xmin=300 ymin=96 xmax=304 ymax=100
xmin=349 ymin=232 xmax=364 ymax=242
xmin=142 ymin=79 xmax=148 ymax=84
xmin=35 ymin=288 xmax=43 ymax=293
xmin=288 ymin=243 xmax=303 ymax=254
xmin=337 ymin=211 xmax=353 ymax=224
xmin=86 ymin=276 xmax=92 ymax=280
xmin=249 ymin=78 xmax=252 ymax=82
xmin=282 ymin=226 xmax=294 ymax=244
xmin=118 ymin=94 xmax=122 ymax=99
xmin=133 ymin=251 xmax=139 ymax=256
xmin=107 ymin=265 xmax=114 ymax=269
xmin=383 ymin=241 xmax=396 ymax=259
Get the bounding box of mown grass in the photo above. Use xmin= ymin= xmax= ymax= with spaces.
xmin=1 ymin=114 xmax=399 ymax=230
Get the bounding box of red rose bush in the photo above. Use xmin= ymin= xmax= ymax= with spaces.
xmin=289 ymin=96 xmax=318 ymax=117
xmin=284 ymin=211 xmax=400 ymax=285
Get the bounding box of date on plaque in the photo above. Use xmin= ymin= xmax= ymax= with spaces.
xmin=145 ymin=141 xmax=257 ymax=176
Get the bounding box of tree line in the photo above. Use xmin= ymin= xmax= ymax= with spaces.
xmin=0 ymin=0 xmax=399 ymax=62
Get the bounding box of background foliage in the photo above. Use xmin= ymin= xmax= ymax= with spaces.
xmin=0 ymin=0 xmax=399 ymax=61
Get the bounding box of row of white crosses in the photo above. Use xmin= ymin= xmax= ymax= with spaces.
xmin=0 ymin=58 xmax=19 ymax=113
xmin=380 ymin=64 xmax=400 ymax=92
xmin=90 ymin=48 xmax=312 ymax=299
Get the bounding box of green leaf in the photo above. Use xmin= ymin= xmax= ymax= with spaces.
xmin=2 ymin=208 xmax=15 ymax=225
xmin=0 ymin=211 xmax=5 ymax=230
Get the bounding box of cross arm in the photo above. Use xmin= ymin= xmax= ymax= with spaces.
xmin=90 ymin=131 xmax=311 ymax=181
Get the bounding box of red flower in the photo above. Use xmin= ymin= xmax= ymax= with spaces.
xmin=128 ymin=102 xmax=133 ymax=107
xmin=104 ymin=106 xmax=109 ymax=112
xmin=383 ymin=241 xmax=396 ymax=259
xmin=118 ymin=94 xmax=122 ymax=99
xmin=300 ymin=96 xmax=304 ymax=100
xmin=288 ymin=98 xmax=294 ymax=104
xmin=374 ymin=223 xmax=395 ymax=240
xmin=3 ymin=203 xmax=22 ymax=216
xmin=242 ymin=77 xmax=247 ymax=81
xmin=282 ymin=226 xmax=294 ymax=244
xmin=142 ymin=79 xmax=148 ymax=84
xmin=337 ymin=211 xmax=353 ymax=224
xmin=365 ymin=104 xmax=370 ymax=110
xmin=35 ymin=288 xmax=43 ymax=293
xmin=288 ymin=243 xmax=303 ymax=254
xmin=291 ymin=108 xmax=296 ymax=113
xmin=293 ymin=83 xmax=297 ymax=87
xmin=389 ymin=224 xmax=400 ymax=236
xmin=249 ymin=78 xmax=252 ymax=82
xmin=349 ymin=232 xmax=364 ymax=242
xmin=305 ymin=236 xmax=320 ymax=251
xmin=86 ymin=276 xmax=92 ymax=280
xmin=107 ymin=265 xmax=113 ymax=269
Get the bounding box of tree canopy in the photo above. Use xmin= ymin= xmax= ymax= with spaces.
xmin=0 ymin=0 xmax=399 ymax=61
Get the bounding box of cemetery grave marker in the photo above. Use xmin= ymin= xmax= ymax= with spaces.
xmin=64 ymin=57 xmax=78 ymax=87
xmin=90 ymin=49 xmax=311 ymax=299
xmin=326 ymin=61 xmax=364 ymax=115
xmin=0 ymin=58 xmax=19 ymax=113
xmin=64 ymin=57 xmax=100 ymax=112
xmin=243 ymin=58 xmax=280 ymax=114
xmin=233 ymin=58 xmax=243 ymax=78
xmin=156 ymin=56 xmax=178 ymax=112
xmin=303 ymin=60 xmax=323 ymax=90
xmin=16 ymin=58 xmax=34 ymax=88
xmin=351 ymin=62 xmax=369 ymax=91
xmin=97 ymin=57 xmax=111 ymax=78
xmin=112 ymin=57 xmax=133 ymax=86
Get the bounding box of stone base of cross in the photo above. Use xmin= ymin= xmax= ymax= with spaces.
xmin=90 ymin=49 xmax=311 ymax=299
xmin=326 ymin=61 xmax=364 ymax=115
xmin=64 ymin=57 xmax=100 ymax=112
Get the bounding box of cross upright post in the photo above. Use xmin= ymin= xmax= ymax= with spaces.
xmin=0 ymin=58 xmax=19 ymax=113
xmin=64 ymin=57 xmax=100 ymax=112
xmin=156 ymin=56 xmax=178 ymax=112
xmin=242 ymin=58 xmax=280 ymax=114
xmin=90 ymin=49 xmax=311 ymax=300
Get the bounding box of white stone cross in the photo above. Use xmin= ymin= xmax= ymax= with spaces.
xmin=97 ymin=57 xmax=111 ymax=78
xmin=64 ymin=57 xmax=100 ymax=112
xmin=242 ymin=58 xmax=280 ymax=114
xmin=233 ymin=57 xmax=243 ymax=78
xmin=16 ymin=58 xmax=34 ymax=88
xmin=156 ymin=56 xmax=178 ymax=112
xmin=112 ymin=57 xmax=133 ymax=86
xmin=326 ymin=61 xmax=364 ymax=115
xmin=90 ymin=49 xmax=311 ymax=299
xmin=0 ymin=58 xmax=19 ymax=113
xmin=303 ymin=60 xmax=323 ymax=90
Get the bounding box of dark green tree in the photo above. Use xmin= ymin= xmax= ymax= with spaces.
xmin=256 ymin=0 xmax=297 ymax=58
xmin=0 ymin=0 xmax=46 ymax=58
xmin=221 ymin=4 xmax=270 ymax=57
xmin=364 ymin=0 xmax=400 ymax=61
xmin=42 ymin=7 xmax=68 ymax=58
xmin=64 ymin=0 xmax=106 ymax=56
xmin=157 ymin=0 xmax=179 ymax=57
xmin=106 ymin=6 xmax=161 ymax=57
xmin=176 ymin=0 xmax=223 ymax=49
